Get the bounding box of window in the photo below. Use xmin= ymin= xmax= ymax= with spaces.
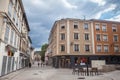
xmin=74 ymin=44 xmax=79 ymax=51
xmin=85 ymin=33 xmax=89 ymax=40
xmin=13 ymin=11 xmax=16 ymax=22
xmin=103 ymin=35 xmax=108 ymax=41
xmin=84 ymin=23 xmax=89 ymax=30
xmin=17 ymin=36 xmax=19 ymax=48
xmin=102 ymin=25 xmax=107 ymax=31
xmin=61 ymin=26 xmax=65 ymax=29
xmin=16 ymin=16 xmax=18 ymax=26
xmin=19 ymin=21 xmax=21 ymax=31
xmin=61 ymin=33 xmax=65 ymax=40
xmin=96 ymin=24 xmax=100 ymax=30
xmin=4 ymin=25 xmax=10 ymax=43
xmin=85 ymin=45 xmax=90 ymax=52
xmin=104 ymin=45 xmax=109 ymax=52
xmin=74 ymin=25 xmax=78 ymax=29
xmin=14 ymin=33 xmax=16 ymax=46
xmin=8 ymin=1 xmax=12 ymax=17
xmin=96 ymin=34 xmax=101 ymax=41
xmin=112 ymin=25 xmax=117 ymax=32
xmin=10 ymin=29 xmax=14 ymax=45
xmin=61 ymin=45 xmax=65 ymax=51
xmin=74 ymin=33 xmax=79 ymax=39
xmin=15 ymin=0 xmax=17 ymax=9
xmin=16 ymin=35 xmax=18 ymax=47
xmin=96 ymin=45 xmax=101 ymax=52
xmin=114 ymin=45 xmax=119 ymax=52
xmin=114 ymin=35 xmax=118 ymax=42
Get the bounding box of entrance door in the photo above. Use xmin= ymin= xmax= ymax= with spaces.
xmin=59 ymin=59 xmax=70 ymax=68
xmin=7 ymin=57 xmax=12 ymax=73
xmin=1 ymin=56 xmax=7 ymax=76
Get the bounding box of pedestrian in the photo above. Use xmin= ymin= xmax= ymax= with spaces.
xmin=29 ymin=63 xmax=31 ymax=68
xmin=41 ymin=62 xmax=43 ymax=67
xmin=38 ymin=62 xmax=40 ymax=67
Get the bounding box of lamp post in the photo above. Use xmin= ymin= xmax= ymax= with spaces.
xmin=86 ymin=57 xmax=89 ymax=76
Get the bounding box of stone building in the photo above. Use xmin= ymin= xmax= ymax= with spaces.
xmin=48 ymin=18 xmax=120 ymax=68
xmin=0 ymin=0 xmax=32 ymax=76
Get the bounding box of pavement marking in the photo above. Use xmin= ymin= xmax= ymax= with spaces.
xmin=33 ymin=73 xmax=39 ymax=75
xmin=39 ymin=71 xmax=43 ymax=73
xmin=78 ymin=77 xmax=85 ymax=79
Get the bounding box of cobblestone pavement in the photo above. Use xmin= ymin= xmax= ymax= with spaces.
xmin=0 ymin=64 xmax=120 ymax=80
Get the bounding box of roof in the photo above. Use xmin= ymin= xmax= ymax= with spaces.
xmin=90 ymin=19 xmax=120 ymax=24
xmin=28 ymin=36 xmax=32 ymax=44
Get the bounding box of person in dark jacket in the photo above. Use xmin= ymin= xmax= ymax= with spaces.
xmin=29 ymin=63 xmax=31 ymax=68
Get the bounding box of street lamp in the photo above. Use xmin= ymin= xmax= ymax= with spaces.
xmin=86 ymin=57 xmax=89 ymax=76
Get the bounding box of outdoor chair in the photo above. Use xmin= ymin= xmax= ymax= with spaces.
xmin=90 ymin=67 xmax=98 ymax=76
xmin=72 ymin=67 xmax=79 ymax=75
xmin=79 ymin=68 xmax=86 ymax=76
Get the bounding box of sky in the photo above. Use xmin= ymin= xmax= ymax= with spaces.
xmin=22 ymin=0 xmax=120 ymax=51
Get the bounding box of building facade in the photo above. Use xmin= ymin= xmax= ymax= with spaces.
xmin=48 ymin=18 xmax=120 ymax=68
xmin=0 ymin=0 xmax=32 ymax=76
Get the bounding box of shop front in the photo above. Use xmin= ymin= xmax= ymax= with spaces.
xmin=52 ymin=55 xmax=120 ymax=68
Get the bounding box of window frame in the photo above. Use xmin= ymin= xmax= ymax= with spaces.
xmin=96 ymin=45 xmax=102 ymax=52
xmin=96 ymin=34 xmax=101 ymax=41
xmin=114 ymin=45 xmax=119 ymax=52
xmin=103 ymin=35 xmax=108 ymax=41
xmin=61 ymin=25 xmax=65 ymax=29
xmin=61 ymin=45 xmax=65 ymax=52
xmin=84 ymin=23 xmax=89 ymax=30
xmin=60 ymin=33 xmax=65 ymax=40
xmin=85 ymin=44 xmax=90 ymax=52
xmin=102 ymin=24 xmax=107 ymax=32
xmin=74 ymin=44 xmax=79 ymax=52
xmin=74 ymin=33 xmax=79 ymax=40
xmin=4 ymin=25 xmax=10 ymax=43
xmin=113 ymin=35 xmax=118 ymax=42
xmin=85 ymin=33 xmax=89 ymax=40
xmin=95 ymin=24 xmax=100 ymax=31
xmin=112 ymin=24 xmax=117 ymax=32
xmin=104 ymin=45 xmax=109 ymax=52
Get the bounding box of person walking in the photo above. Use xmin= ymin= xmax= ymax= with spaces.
xmin=38 ymin=62 xmax=40 ymax=67
xmin=41 ymin=62 xmax=43 ymax=67
xmin=29 ymin=63 xmax=31 ymax=68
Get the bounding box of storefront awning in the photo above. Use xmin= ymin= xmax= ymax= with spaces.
xmin=5 ymin=45 xmax=17 ymax=52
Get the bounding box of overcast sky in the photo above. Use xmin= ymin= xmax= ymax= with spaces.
xmin=22 ymin=0 xmax=120 ymax=51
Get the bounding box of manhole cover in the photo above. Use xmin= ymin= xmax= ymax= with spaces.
xmin=78 ymin=77 xmax=85 ymax=79
xmin=33 ymin=73 xmax=38 ymax=75
xmin=39 ymin=71 xmax=43 ymax=73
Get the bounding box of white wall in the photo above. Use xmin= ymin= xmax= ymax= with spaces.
xmin=92 ymin=60 xmax=106 ymax=69
xmin=0 ymin=57 xmax=3 ymax=76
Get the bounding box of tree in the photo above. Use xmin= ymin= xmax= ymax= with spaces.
xmin=40 ymin=43 xmax=48 ymax=61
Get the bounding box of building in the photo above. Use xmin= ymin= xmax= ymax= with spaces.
xmin=48 ymin=18 xmax=120 ymax=68
xmin=34 ymin=51 xmax=41 ymax=61
xmin=0 ymin=0 xmax=31 ymax=76
xmin=28 ymin=36 xmax=34 ymax=64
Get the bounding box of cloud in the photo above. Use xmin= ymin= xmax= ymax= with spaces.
xmin=61 ymin=0 xmax=77 ymax=9
xmin=90 ymin=0 xmax=106 ymax=6
xmin=93 ymin=4 xmax=117 ymax=19
xmin=22 ymin=0 xmax=120 ymax=49
xmin=106 ymin=15 xmax=120 ymax=21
